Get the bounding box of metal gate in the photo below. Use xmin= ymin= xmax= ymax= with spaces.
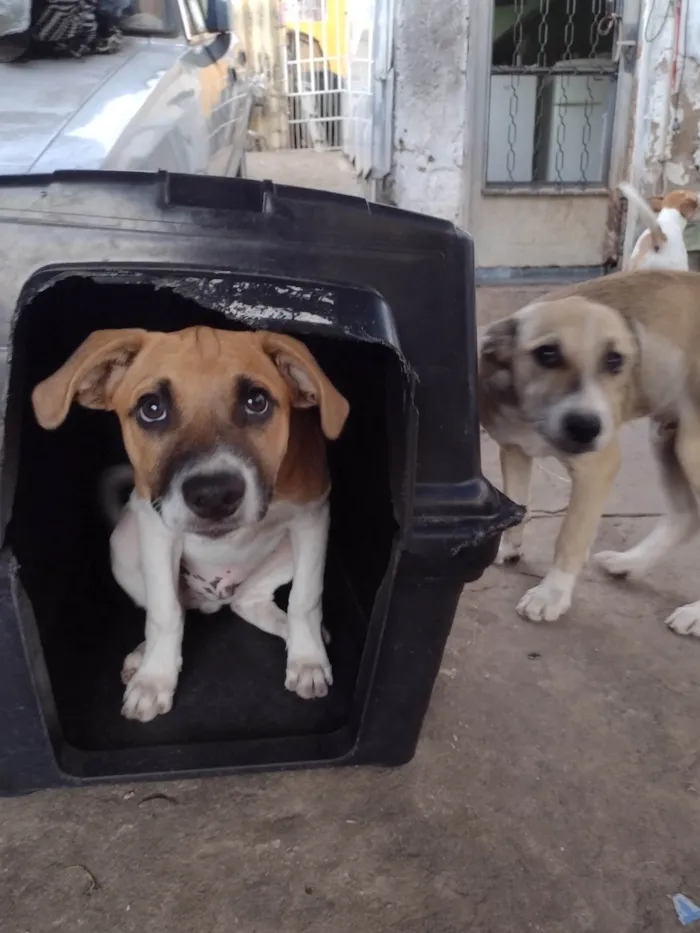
xmin=282 ymin=0 xmax=348 ymax=150
xmin=280 ymin=0 xmax=391 ymax=177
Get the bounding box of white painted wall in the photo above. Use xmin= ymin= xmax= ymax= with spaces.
xmin=385 ymin=0 xmax=469 ymax=224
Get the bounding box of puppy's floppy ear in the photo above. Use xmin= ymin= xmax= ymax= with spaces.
xmin=480 ymin=316 xmax=518 ymax=369
xmin=649 ymin=195 xmax=664 ymax=213
xmin=261 ymin=332 xmax=349 ymax=439
xmin=32 ymin=328 xmax=149 ymax=429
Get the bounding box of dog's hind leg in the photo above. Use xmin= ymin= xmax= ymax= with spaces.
xmin=495 ymin=445 xmax=532 ymax=563
xmin=518 ymin=440 xmax=621 ymax=623
xmin=596 ymin=419 xmax=700 ymax=579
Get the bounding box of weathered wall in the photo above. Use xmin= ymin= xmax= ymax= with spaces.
xmin=633 ymin=0 xmax=700 ymax=193
xmin=385 ymin=0 xmax=469 ymax=223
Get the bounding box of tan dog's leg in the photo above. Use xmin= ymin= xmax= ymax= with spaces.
xmin=658 ymin=409 xmax=700 ymax=637
xmin=517 ymin=440 xmax=621 ymax=622
xmin=596 ymin=420 xmax=700 ymax=578
xmin=495 ymin=445 xmax=532 ymax=563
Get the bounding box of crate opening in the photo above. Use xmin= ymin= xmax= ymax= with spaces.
xmin=6 ymin=275 xmax=407 ymax=776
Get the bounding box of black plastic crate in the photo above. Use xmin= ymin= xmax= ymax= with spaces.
xmin=0 ymin=172 xmax=521 ymax=794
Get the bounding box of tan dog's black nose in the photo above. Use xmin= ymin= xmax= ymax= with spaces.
xmin=182 ymin=472 xmax=245 ymax=522
xmin=563 ymin=411 xmax=601 ymax=446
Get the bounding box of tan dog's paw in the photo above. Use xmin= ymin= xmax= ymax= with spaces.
xmin=666 ymin=603 xmax=700 ymax=637
xmin=122 ymin=671 xmax=177 ymax=722
xmin=516 ymin=570 xmax=575 ymax=623
xmin=285 ymin=651 xmax=333 ymax=699
xmin=594 ymin=549 xmax=638 ymax=578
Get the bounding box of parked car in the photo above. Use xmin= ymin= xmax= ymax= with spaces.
xmin=0 ymin=0 xmax=254 ymax=177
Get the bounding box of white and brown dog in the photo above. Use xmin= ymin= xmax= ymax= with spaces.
xmin=619 ymin=182 xmax=698 ymax=271
xmin=480 ymin=269 xmax=700 ymax=633
xmin=32 ymin=327 xmax=349 ymax=722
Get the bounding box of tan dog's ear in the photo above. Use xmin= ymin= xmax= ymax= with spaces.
xmin=480 ymin=316 xmax=518 ymax=369
xmin=32 ymin=328 xmax=149 ymax=429
xmin=649 ymin=195 xmax=664 ymax=213
xmin=262 ymin=332 xmax=349 ymax=439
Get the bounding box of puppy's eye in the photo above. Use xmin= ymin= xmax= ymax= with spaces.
xmin=603 ymin=350 xmax=624 ymax=374
xmin=532 ymin=343 xmax=564 ymax=369
xmin=244 ymin=388 xmax=270 ymax=417
xmin=136 ymin=393 xmax=168 ymax=425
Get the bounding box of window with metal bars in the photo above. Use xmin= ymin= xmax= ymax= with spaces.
xmin=486 ymin=0 xmax=618 ymax=188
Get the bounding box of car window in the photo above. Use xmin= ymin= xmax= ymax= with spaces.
xmin=104 ymin=0 xmax=180 ymax=36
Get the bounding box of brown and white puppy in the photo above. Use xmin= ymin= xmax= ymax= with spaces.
xmin=480 ymin=269 xmax=700 ymax=631
xmin=32 ymin=327 xmax=349 ymax=722
xmin=619 ymin=182 xmax=698 ymax=271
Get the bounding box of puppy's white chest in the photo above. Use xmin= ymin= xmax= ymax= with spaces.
xmin=180 ymin=500 xmax=301 ymax=607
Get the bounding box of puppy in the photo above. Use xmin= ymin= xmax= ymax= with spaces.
xmin=619 ymin=182 xmax=698 ymax=271
xmin=480 ymin=269 xmax=700 ymax=632
xmin=32 ymin=327 xmax=349 ymax=722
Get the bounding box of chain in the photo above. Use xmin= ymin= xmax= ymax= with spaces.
xmin=554 ymin=0 xmax=577 ymax=184
xmin=506 ymin=0 xmax=525 ymax=182
xmin=589 ymin=0 xmax=604 ymax=58
xmin=580 ymin=77 xmax=593 ymax=183
xmin=532 ymin=0 xmax=551 ymax=175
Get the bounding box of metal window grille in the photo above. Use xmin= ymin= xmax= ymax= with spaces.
xmin=486 ymin=0 xmax=618 ymax=188
xmin=343 ymin=0 xmax=375 ymax=175
xmin=283 ymin=0 xmax=346 ymax=150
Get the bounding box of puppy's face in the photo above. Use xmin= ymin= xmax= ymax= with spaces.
xmin=32 ymin=327 xmax=349 ymax=536
xmin=481 ymin=297 xmax=637 ymax=455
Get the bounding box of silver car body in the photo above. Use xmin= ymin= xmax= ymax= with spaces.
xmin=0 ymin=0 xmax=253 ymax=177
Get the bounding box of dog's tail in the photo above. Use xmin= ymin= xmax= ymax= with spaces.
xmin=99 ymin=464 xmax=134 ymax=527
xmin=618 ymin=182 xmax=667 ymax=251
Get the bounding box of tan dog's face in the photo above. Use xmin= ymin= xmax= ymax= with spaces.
xmin=649 ymin=189 xmax=699 ymax=221
xmin=32 ymin=327 xmax=349 ymax=536
xmin=482 ymin=297 xmax=637 ymax=455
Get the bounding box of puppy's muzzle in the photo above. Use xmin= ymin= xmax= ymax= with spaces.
xmin=561 ymin=411 xmax=602 ymax=452
xmin=182 ymin=471 xmax=246 ymax=523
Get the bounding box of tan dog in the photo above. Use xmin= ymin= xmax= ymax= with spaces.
xmin=32 ymin=327 xmax=349 ymax=721
xmin=619 ymin=182 xmax=698 ymax=271
xmin=480 ymin=269 xmax=700 ymax=631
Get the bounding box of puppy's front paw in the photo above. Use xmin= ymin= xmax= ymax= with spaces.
xmin=516 ymin=570 xmax=575 ymax=623
xmin=666 ymin=603 xmax=700 ymax=637
xmin=121 ymin=642 xmax=145 ymax=684
xmin=122 ymin=671 xmax=177 ymax=722
xmin=495 ymin=539 xmax=522 ymax=564
xmin=285 ymin=649 xmax=333 ymax=699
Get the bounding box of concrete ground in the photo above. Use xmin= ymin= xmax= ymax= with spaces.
xmin=3 ymin=288 xmax=700 ymax=933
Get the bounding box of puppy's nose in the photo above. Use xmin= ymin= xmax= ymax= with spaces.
xmin=182 ymin=472 xmax=245 ymax=521
xmin=562 ymin=411 xmax=602 ymax=446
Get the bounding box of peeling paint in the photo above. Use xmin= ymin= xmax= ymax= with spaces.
xmin=636 ymin=1 xmax=700 ymax=195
